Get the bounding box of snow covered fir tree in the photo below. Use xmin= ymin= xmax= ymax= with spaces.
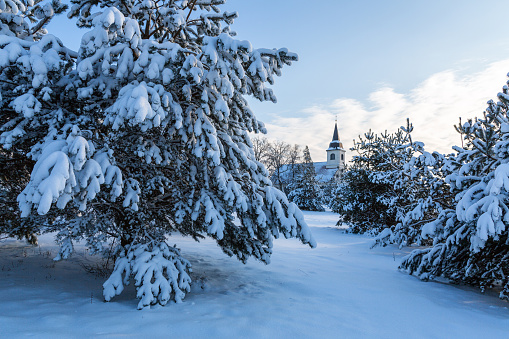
xmin=287 ymin=146 xmax=324 ymax=211
xmin=0 ymin=0 xmax=316 ymax=309
xmin=327 ymin=128 xmax=404 ymax=234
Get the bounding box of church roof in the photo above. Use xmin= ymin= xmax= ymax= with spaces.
xmin=313 ymin=162 xmax=339 ymax=182
xmin=328 ymin=122 xmax=343 ymax=149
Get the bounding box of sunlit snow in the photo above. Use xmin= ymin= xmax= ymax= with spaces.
xmin=1 ymin=211 xmax=507 ymax=338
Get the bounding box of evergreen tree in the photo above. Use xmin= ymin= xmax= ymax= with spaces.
xmin=401 ymin=79 xmax=509 ymax=299
xmin=329 ymin=127 xmax=411 ymax=233
xmin=371 ymin=125 xmax=453 ymax=248
xmin=0 ymin=0 xmax=316 ymax=309
xmin=328 ymin=167 xmax=378 ymax=233
xmin=287 ymin=146 xmax=324 ymax=211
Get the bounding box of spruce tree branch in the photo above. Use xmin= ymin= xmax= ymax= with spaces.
xmin=184 ymin=0 xmax=198 ymax=24
xmin=91 ymin=202 xmax=125 ymax=223
xmin=147 ymin=7 xmax=163 ymax=38
xmin=30 ymin=16 xmax=51 ymax=36
xmin=0 ymin=79 xmax=17 ymax=86
xmin=121 ymin=0 xmax=132 ymax=15
xmin=170 ymin=0 xmax=198 ymax=41
xmin=143 ymin=14 xmax=151 ymax=39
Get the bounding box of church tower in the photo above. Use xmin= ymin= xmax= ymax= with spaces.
xmin=326 ymin=120 xmax=346 ymax=171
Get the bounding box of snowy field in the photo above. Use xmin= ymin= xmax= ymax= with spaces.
xmin=1 ymin=211 xmax=508 ymax=338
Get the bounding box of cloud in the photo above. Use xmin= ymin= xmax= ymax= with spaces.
xmin=262 ymin=59 xmax=509 ymax=162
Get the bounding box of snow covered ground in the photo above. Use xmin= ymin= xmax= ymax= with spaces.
xmin=1 ymin=211 xmax=508 ymax=338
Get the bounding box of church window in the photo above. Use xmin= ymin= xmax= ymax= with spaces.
xmin=341 ymin=154 xmax=344 ymax=160
xmin=330 ymin=153 xmax=335 ymax=160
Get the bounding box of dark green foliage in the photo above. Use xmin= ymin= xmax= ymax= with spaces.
xmin=287 ymin=146 xmax=324 ymax=211
xmin=329 ymin=168 xmax=393 ymax=234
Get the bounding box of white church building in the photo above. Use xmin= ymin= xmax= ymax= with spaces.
xmin=312 ymin=121 xmax=346 ymax=182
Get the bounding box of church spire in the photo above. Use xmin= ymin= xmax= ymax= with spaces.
xmin=331 ymin=121 xmax=339 ymax=142
xmin=328 ymin=120 xmax=343 ymax=149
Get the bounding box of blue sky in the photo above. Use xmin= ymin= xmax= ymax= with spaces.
xmin=49 ymin=0 xmax=509 ymax=161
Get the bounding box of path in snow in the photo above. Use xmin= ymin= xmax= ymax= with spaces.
xmin=1 ymin=211 xmax=508 ymax=338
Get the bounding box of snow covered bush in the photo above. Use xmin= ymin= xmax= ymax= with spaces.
xmin=0 ymin=0 xmax=316 ymax=309
xmin=287 ymin=146 xmax=324 ymax=211
xmin=401 ymin=80 xmax=509 ymax=299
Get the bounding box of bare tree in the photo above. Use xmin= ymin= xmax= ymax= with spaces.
xmin=252 ymin=138 xmax=302 ymax=193
xmin=287 ymin=144 xmax=302 ymax=183
xmin=267 ymin=140 xmax=291 ymax=191
xmin=251 ymin=136 xmax=271 ymax=165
